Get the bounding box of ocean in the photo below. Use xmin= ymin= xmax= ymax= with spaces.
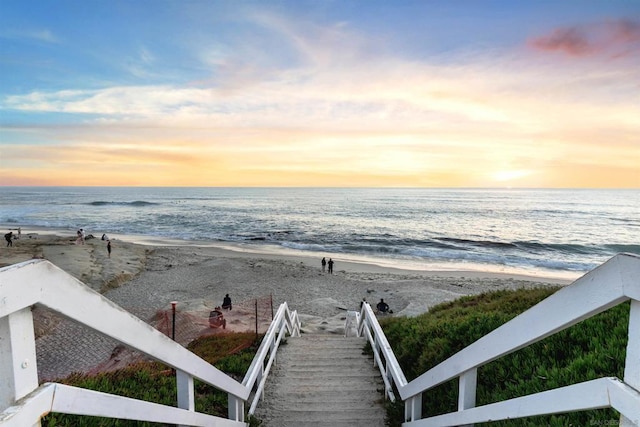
xmin=1 ymin=187 xmax=638 ymax=280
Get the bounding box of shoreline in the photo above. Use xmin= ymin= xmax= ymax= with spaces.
xmin=1 ymin=224 xmax=576 ymax=285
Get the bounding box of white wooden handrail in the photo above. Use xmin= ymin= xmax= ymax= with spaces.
xmin=4 ymin=383 xmax=243 ymax=427
xmin=357 ymin=253 xmax=640 ymax=426
xmin=357 ymin=303 xmax=408 ymax=402
xmin=4 ymin=253 xmax=638 ymax=426
xmin=0 ymin=259 xmax=251 ymax=426
xmin=241 ymin=301 xmax=300 ymax=415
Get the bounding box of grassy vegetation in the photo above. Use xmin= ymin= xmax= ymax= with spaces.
xmin=37 ymin=288 xmax=631 ymax=426
xmin=42 ymin=332 xmax=262 ymax=426
xmin=381 ymin=287 xmax=630 ymax=426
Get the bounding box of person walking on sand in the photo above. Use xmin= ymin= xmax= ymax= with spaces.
xmin=5 ymin=231 xmax=13 ymax=247
xmin=328 ymin=258 xmax=334 ymax=274
xmin=107 ymin=240 xmax=111 ymax=258
xmin=321 ymin=257 xmax=327 ymax=272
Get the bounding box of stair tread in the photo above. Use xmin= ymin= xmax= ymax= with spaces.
xmin=254 ymin=334 xmax=386 ymax=427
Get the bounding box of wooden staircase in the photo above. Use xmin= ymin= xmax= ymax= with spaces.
xmin=253 ymin=333 xmax=387 ymax=427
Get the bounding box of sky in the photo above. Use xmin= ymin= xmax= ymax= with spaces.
xmin=0 ymin=1 xmax=639 ymax=188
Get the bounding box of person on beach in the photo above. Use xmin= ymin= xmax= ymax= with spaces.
xmin=328 ymin=258 xmax=334 ymax=274
xmin=107 ymin=240 xmax=112 ymax=258
xmin=321 ymin=257 xmax=327 ymax=272
xmin=5 ymin=231 xmax=13 ymax=247
xmin=222 ymin=294 xmax=232 ymax=310
xmin=209 ymin=308 xmax=226 ymax=329
xmin=376 ymin=298 xmax=390 ymax=314
xmin=76 ymin=229 xmax=85 ymax=245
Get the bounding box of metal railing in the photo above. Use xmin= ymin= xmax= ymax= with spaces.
xmin=0 ymin=259 xmax=300 ymax=426
xmin=355 ymin=253 xmax=640 ymax=426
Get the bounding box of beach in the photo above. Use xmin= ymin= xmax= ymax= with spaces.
xmin=1 ymin=229 xmax=570 ymax=380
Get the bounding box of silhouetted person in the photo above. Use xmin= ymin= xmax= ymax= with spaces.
xmin=107 ymin=240 xmax=112 ymax=258
xmin=222 ymin=294 xmax=232 ymax=310
xmin=321 ymin=257 xmax=327 ymax=272
xmin=377 ymin=298 xmax=389 ymax=314
xmin=5 ymin=232 xmax=13 ymax=247
xmin=328 ymin=258 xmax=334 ymax=274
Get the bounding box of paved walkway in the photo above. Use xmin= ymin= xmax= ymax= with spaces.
xmin=254 ymin=333 xmax=387 ymax=427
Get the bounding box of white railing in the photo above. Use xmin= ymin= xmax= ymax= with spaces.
xmin=356 ymin=304 xmax=408 ymax=402
xmin=357 ymin=253 xmax=640 ymax=426
xmin=242 ymin=301 xmax=300 ymax=416
xmin=0 ymin=259 xmax=299 ymax=426
xmin=4 ymin=254 xmax=638 ymax=426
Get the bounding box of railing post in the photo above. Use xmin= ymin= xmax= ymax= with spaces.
xmin=373 ymin=332 xmax=379 ymax=368
xmin=345 ymin=311 xmax=355 ymax=337
xmin=171 ymin=301 xmax=177 ymax=341
xmin=405 ymin=394 xmax=422 ymax=422
xmin=458 ymin=368 xmax=477 ymax=426
xmin=228 ymin=394 xmax=245 ymax=422
xmin=385 ymin=362 xmax=391 ymax=398
xmin=621 ymin=299 xmax=640 ymax=427
xmin=176 ymin=369 xmax=194 ymax=427
xmin=0 ymin=307 xmax=39 ymax=427
xmin=176 ymin=370 xmax=194 ymax=411
xmin=270 ymin=340 xmax=276 ymax=366
xmin=257 ymin=362 xmax=264 ymax=394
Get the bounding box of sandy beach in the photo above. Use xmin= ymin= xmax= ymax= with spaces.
xmin=1 ymin=228 xmax=570 ymax=380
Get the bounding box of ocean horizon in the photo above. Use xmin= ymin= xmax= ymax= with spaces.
xmin=1 ymin=186 xmax=639 ymax=281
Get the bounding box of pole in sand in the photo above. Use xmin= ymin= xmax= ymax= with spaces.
xmin=171 ymin=301 xmax=177 ymax=341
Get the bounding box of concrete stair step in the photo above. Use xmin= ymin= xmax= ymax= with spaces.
xmin=254 ymin=333 xmax=386 ymax=427
xmin=277 ymin=409 xmax=383 ymax=421
xmin=277 ymin=363 xmax=374 ymax=372
xmin=260 ymin=422 xmax=380 ymax=427
xmin=262 ymin=400 xmax=383 ymax=411
xmin=263 ymin=392 xmax=383 ymax=404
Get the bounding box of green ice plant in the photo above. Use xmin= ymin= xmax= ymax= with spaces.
xmin=41 ymin=332 xmax=262 ymax=426
xmin=381 ymin=288 xmax=629 ymax=426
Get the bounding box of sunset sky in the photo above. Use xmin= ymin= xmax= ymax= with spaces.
xmin=1 ymin=1 xmax=639 ymax=187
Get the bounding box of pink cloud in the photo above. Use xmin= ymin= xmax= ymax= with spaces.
xmin=528 ymin=19 xmax=640 ymax=58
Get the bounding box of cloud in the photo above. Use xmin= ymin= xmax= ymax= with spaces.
xmin=528 ymin=19 xmax=640 ymax=58
xmin=1 ymin=28 xmax=60 ymax=43
xmin=2 ymin=9 xmax=639 ymax=187
xmin=122 ymin=46 xmax=159 ymax=79
xmin=2 ymin=49 xmax=637 ymax=143
xmin=248 ymin=9 xmax=374 ymax=68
